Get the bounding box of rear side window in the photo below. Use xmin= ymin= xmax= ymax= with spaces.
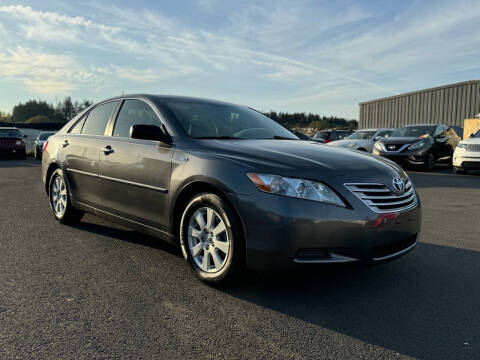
xmin=113 ymin=100 xmax=161 ymax=138
xmin=81 ymin=101 xmax=119 ymax=136
xmin=69 ymin=117 xmax=85 ymax=134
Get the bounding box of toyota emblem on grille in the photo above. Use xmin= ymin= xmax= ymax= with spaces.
xmin=392 ymin=177 xmax=405 ymax=194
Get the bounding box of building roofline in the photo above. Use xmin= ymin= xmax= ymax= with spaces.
xmin=359 ymin=80 xmax=480 ymax=105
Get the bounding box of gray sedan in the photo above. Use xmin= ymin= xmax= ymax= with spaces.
xmin=42 ymin=95 xmax=420 ymax=284
xmin=328 ymin=128 xmax=394 ymax=152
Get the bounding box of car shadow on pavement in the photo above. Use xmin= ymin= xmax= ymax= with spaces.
xmin=224 ymin=243 xmax=480 ymax=359
xmin=409 ymin=171 xmax=480 ymax=189
xmin=0 ymin=159 xmax=39 ymax=168
xmin=71 ymin=217 xmax=181 ymax=257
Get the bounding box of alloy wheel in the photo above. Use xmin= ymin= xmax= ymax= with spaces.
xmin=51 ymin=175 xmax=67 ymax=217
xmin=187 ymin=207 xmax=230 ymax=273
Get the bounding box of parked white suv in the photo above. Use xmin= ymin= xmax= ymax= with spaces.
xmin=453 ymin=129 xmax=480 ymax=174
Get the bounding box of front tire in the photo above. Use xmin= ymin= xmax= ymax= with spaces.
xmin=179 ymin=193 xmax=243 ymax=284
xmin=49 ymin=169 xmax=84 ymax=224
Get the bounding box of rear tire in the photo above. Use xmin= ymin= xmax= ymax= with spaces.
xmin=49 ymin=169 xmax=84 ymax=224
xmin=179 ymin=193 xmax=244 ymax=284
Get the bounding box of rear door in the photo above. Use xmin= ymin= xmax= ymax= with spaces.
xmin=99 ymin=99 xmax=173 ymax=231
xmin=63 ymin=100 xmax=120 ymax=207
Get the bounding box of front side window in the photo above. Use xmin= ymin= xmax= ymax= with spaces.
xmin=391 ymin=125 xmax=436 ymax=138
xmin=81 ymin=101 xmax=119 ymax=136
xmin=165 ymin=100 xmax=297 ymax=140
xmin=113 ymin=100 xmax=161 ymax=138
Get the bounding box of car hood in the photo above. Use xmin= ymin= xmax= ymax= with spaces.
xmin=193 ymin=139 xmax=405 ymax=183
xmin=462 ymin=137 xmax=480 ymax=144
xmin=328 ymin=139 xmax=370 ymax=147
xmin=379 ymin=137 xmax=429 ymax=145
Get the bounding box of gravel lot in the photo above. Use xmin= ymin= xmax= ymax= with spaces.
xmin=1 ymin=160 xmax=479 ymax=359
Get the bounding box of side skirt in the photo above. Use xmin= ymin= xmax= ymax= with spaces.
xmin=74 ymin=201 xmax=176 ymax=245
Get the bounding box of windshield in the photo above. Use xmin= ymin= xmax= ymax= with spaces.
xmin=347 ymin=130 xmax=375 ymax=140
xmin=165 ymin=101 xmax=298 ymax=140
xmin=391 ymin=126 xmax=436 ymax=138
xmin=473 ymin=129 xmax=480 ymax=138
xmin=0 ymin=129 xmax=22 ymax=138
xmin=39 ymin=132 xmax=55 ymax=140
xmin=313 ymin=132 xmax=329 ymax=139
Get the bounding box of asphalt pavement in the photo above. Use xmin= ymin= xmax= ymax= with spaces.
xmin=1 ymin=160 xmax=479 ymax=359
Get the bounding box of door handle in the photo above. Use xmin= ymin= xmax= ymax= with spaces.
xmin=62 ymin=140 xmax=69 ymax=148
xmin=102 ymin=145 xmax=114 ymax=155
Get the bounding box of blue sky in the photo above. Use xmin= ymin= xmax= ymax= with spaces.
xmin=0 ymin=0 xmax=479 ymax=118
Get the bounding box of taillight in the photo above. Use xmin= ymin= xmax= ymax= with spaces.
xmin=43 ymin=140 xmax=49 ymax=152
xmin=324 ymin=139 xmax=332 ymax=143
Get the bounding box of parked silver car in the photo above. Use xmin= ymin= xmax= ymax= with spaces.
xmin=327 ymin=128 xmax=394 ymax=153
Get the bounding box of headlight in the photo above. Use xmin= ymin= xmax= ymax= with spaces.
xmin=15 ymin=140 xmax=22 ymax=145
xmin=408 ymin=141 xmax=426 ymax=151
xmin=247 ymin=173 xmax=346 ymax=207
xmin=456 ymin=142 xmax=467 ymax=149
xmin=374 ymin=142 xmax=383 ymax=151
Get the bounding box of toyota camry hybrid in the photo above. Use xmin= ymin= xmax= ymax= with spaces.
xmin=42 ymin=95 xmax=421 ymax=283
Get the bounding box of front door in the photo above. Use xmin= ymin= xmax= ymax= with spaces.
xmin=99 ymin=99 xmax=173 ymax=232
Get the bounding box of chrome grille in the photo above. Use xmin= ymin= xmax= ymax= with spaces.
xmin=344 ymin=179 xmax=417 ymax=213
xmin=466 ymin=144 xmax=480 ymax=152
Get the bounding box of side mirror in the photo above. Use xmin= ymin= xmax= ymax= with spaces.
xmin=130 ymin=124 xmax=170 ymax=143
xmin=23 ymin=134 xmax=28 ymax=138
xmin=471 ymin=133 xmax=475 ymax=138
xmin=374 ymin=136 xmax=380 ymax=141
xmin=436 ymin=131 xmax=446 ymax=139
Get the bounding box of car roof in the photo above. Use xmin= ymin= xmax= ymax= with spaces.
xmin=100 ymin=94 xmax=239 ymax=107
xmin=0 ymin=127 xmax=19 ymax=130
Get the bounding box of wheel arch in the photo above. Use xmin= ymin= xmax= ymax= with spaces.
xmin=45 ymin=163 xmax=60 ymax=194
xmin=171 ymin=181 xmax=246 ymax=249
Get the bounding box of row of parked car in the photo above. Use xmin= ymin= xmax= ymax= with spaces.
xmin=294 ymin=124 xmax=480 ymax=174
xmin=2 ymin=121 xmax=480 ymax=174
xmin=0 ymin=127 xmax=56 ymax=160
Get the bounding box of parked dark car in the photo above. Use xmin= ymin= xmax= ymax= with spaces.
xmin=290 ymin=129 xmax=325 ymax=143
xmin=42 ymin=95 xmax=421 ymax=283
xmin=0 ymin=127 xmax=27 ymax=159
xmin=313 ymin=129 xmax=354 ymax=143
xmin=373 ymin=124 xmax=460 ymax=170
xmin=34 ymin=131 xmax=56 ymax=160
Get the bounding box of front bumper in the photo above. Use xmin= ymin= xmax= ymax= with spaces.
xmin=373 ymin=147 xmax=430 ymax=166
xmin=235 ymin=191 xmax=421 ymax=270
xmin=453 ymin=147 xmax=480 ymax=169
xmin=0 ymin=146 xmax=26 ymax=157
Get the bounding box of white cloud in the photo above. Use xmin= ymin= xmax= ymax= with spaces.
xmin=0 ymin=1 xmax=479 ymax=117
xmin=0 ymin=46 xmax=100 ymax=95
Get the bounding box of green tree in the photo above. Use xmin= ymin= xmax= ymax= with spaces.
xmin=25 ymin=115 xmax=50 ymax=124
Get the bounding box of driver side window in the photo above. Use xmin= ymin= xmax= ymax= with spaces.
xmin=113 ymin=100 xmax=161 ymax=138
